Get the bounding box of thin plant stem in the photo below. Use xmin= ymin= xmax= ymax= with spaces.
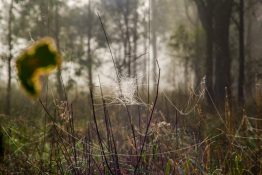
xmin=134 ymin=59 xmax=160 ymax=174
xmin=89 ymin=86 xmax=114 ymax=175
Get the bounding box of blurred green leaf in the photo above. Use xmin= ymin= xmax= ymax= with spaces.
xmin=16 ymin=37 xmax=61 ymax=98
xmin=165 ymin=159 xmax=172 ymax=175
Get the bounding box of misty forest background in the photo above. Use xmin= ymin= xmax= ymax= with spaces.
xmin=0 ymin=0 xmax=262 ymax=174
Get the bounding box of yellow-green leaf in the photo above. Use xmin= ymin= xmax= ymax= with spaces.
xmin=16 ymin=37 xmax=62 ymax=98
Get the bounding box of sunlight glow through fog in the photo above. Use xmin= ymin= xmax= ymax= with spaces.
xmin=67 ymin=0 xmax=89 ymax=7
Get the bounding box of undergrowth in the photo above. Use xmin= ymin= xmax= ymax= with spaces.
xmin=0 ymin=12 xmax=261 ymax=175
xmin=0 ymin=81 xmax=261 ymax=174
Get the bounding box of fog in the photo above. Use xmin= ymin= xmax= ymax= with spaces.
xmin=0 ymin=0 xmax=262 ymax=174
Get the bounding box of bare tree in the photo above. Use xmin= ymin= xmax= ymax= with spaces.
xmin=132 ymin=0 xmax=139 ymax=77
xmin=193 ymin=0 xmax=215 ymax=104
xmin=194 ymin=0 xmax=234 ymax=108
xmin=101 ymin=0 xmax=140 ymax=77
xmin=87 ymin=0 xmax=94 ymax=92
xmin=54 ymin=0 xmax=64 ymax=100
xmin=5 ymin=0 xmax=14 ymax=116
xmin=151 ymin=0 xmax=158 ymax=87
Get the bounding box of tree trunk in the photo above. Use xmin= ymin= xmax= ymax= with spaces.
xmin=205 ymin=20 xmax=214 ymax=102
xmin=194 ymin=0 xmax=233 ymax=108
xmin=5 ymin=0 xmax=14 ymax=116
xmin=142 ymin=17 xmax=148 ymax=92
xmin=55 ymin=1 xmax=64 ymax=100
xmin=123 ymin=0 xmax=132 ymax=77
xmin=87 ymin=0 xmax=93 ymax=92
xmin=132 ymin=1 xmax=138 ymax=77
xmin=213 ymin=0 xmax=233 ymax=108
xmin=184 ymin=57 xmax=189 ymax=91
xmin=245 ymin=0 xmax=254 ymax=102
xmin=152 ymin=0 xmax=158 ymax=88
xmin=2 ymin=0 xmax=14 ymax=163
xmin=193 ymin=18 xmax=200 ymax=87
xmin=0 ymin=128 xmax=3 ymax=163
xmin=238 ymin=0 xmax=245 ymax=106
xmin=193 ymin=0 xmax=215 ymax=104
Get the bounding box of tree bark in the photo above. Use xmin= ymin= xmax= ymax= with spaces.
xmin=205 ymin=19 xmax=214 ymax=102
xmin=193 ymin=0 xmax=215 ymax=103
xmin=194 ymin=0 xmax=233 ymax=108
xmin=213 ymin=0 xmax=233 ymax=107
xmin=245 ymin=0 xmax=254 ymax=102
xmin=238 ymin=0 xmax=245 ymax=106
